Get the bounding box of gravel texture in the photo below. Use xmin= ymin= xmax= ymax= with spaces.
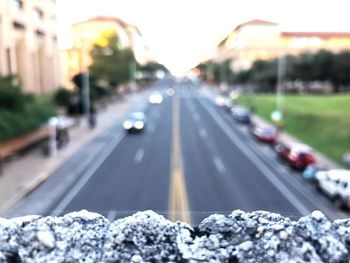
xmin=0 ymin=210 xmax=350 ymax=262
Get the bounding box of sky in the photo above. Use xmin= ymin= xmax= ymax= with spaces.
xmin=57 ymin=0 xmax=350 ymax=75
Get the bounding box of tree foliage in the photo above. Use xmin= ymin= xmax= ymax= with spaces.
xmin=138 ymin=61 xmax=169 ymax=74
xmin=89 ymin=32 xmax=136 ymax=87
xmin=231 ymin=50 xmax=350 ymax=92
xmin=0 ymin=76 xmax=55 ymax=141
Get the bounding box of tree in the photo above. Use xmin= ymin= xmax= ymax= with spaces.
xmin=89 ymin=32 xmax=136 ymax=87
xmin=332 ymin=51 xmax=350 ymax=92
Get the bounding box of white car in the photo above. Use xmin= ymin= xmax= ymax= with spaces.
xmin=123 ymin=112 xmax=147 ymax=133
xmin=315 ymin=169 xmax=350 ymax=209
xmin=148 ymin=92 xmax=163 ymax=104
xmin=214 ymin=95 xmax=233 ymax=110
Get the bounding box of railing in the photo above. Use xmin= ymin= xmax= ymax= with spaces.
xmin=0 ymin=127 xmax=50 ymax=174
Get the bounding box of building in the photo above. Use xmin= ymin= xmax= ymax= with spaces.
xmin=213 ymin=19 xmax=350 ymax=72
xmin=63 ymin=16 xmax=148 ymax=89
xmin=0 ymin=0 xmax=61 ymax=93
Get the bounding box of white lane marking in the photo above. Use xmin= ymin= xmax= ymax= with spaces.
xmin=213 ymin=156 xmax=226 ymax=174
xmin=107 ymin=210 xmax=117 ymax=222
xmin=193 ymin=113 xmax=200 ymax=122
xmin=277 ymin=166 xmax=288 ymax=175
xmin=148 ymin=123 xmax=155 ymax=133
xmin=51 ymin=133 xmax=125 ymax=216
xmin=134 ymin=148 xmax=145 ymax=164
xmin=199 ymin=127 xmax=208 ymax=138
xmin=153 ymin=111 xmax=161 ymax=119
xmin=199 ymin=99 xmax=310 ymax=215
xmin=261 ymin=146 xmax=274 ymax=158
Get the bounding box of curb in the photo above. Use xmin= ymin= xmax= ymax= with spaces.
xmin=1 ymin=170 xmax=54 ymax=212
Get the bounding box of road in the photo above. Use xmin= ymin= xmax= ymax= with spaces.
xmin=7 ymin=78 xmax=349 ymax=225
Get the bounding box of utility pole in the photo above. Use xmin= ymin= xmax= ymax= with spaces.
xmin=276 ymin=55 xmax=286 ymax=115
xmin=219 ymin=61 xmax=228 ymax=91
xmin=80 ymin=37 xmax=90 ymax=126
xmin=129 ymin=61 xmax=136 ymax=91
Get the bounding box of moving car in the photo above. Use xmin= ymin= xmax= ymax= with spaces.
xmin=123 ymin=112 xmax=147 ymax=133
xmin=231 ymin=106 xmax=251 ymax=124
xmin=214 ymin=95 xmax=233 ymax=111
xmin=315 ymin=169 xmax=350 ymax=209
xmin=251 ymin=125 xmax=278 ymax=144
xmin=148 ymin=92 xmax=163 ymax=104
xmin=275 ymin=142 xmax=316 ymax=170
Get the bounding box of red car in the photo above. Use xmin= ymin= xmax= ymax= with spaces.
xmin=275 ymin=142 xmax=316 ymax=170
xmin=252 ymin=125 xmax=278 ymax=144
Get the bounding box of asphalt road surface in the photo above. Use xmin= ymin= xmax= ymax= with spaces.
xmin=7 ymin=78 xmax=350 ymax=225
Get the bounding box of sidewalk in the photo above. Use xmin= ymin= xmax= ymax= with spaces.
xmin=0 ymin=91 xmax=148 ymax=212
xmin=201 ymin=84 xmax=342 ymax=170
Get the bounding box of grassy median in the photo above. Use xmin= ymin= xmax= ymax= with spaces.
xmin=237 ymin=94 xmax=350 ymax=164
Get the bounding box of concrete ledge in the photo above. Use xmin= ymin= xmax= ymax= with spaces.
xmin=1 ymin=210 xmax=350 ymax=262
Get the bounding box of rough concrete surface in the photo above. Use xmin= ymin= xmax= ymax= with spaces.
xmin=1 ymin=210 xmax=350 ymax=262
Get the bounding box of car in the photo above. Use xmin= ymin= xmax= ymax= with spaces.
xmin=275 ymin=142 xmax=316 ymax=170
xmin=148 ymin=92 xmax=163 ymax=104
xmin=123 ymin=112 xmax=147 ymax=133
xmin=315 ymin=169 xmax=350 ymax=209
xmin=231 ymin=106 xmax=251 ymax=124
xmin=251 ymin=125 xmax=278 ymax=144
xmin=214 ymin=95 xmax=233 ymax=111
xmin=302 ymin=164 xmax=318 ymax=180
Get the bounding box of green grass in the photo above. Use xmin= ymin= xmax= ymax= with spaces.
xmin=236 ymin=94 xmax=350 ymax=164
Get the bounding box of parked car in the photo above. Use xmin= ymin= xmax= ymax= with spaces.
xmin=275 ymin=142 xmax=316 ymax=170
xmin=214 ymin=95 xmax=233 ymax=111
xmin=123 ymin=112 xmax=147 ymax=133
xmin=251 ymin=125 xmax=278 ymax=144
xmin=302 ymin=164 xmax=318 ymax=180
xmin=148 ymin=92 xmax=163 ymax=104
xmin=315 ymin=169 xmax=350 ymax=209
xmin=231 ymin=106 xmax=251 ymax=124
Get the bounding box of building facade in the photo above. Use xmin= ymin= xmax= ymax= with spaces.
xmin=214 ymin=19 xmax=350 ymax=72
xmin=63 ymin=16 xmax=148 ymax=89
xmin=0 ymin=0 xmax=61 ymax=93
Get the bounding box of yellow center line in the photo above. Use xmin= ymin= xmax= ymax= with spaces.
xmin=168 ymin=91 xmax=191 ymax=224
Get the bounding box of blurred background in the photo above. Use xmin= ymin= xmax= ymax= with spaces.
xmin=0 ymin=0 xmax=350 ymax=225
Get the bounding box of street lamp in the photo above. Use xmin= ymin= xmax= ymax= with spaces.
xmin=80 ymin=37 xmax=91 ymax=127
xmin=49 ymin=116 xmax=59 ymax=158
xmin=271 ymin=54 xmax=286 ymax=129
xmin=276 ymin=54 xmax=286 ymax=115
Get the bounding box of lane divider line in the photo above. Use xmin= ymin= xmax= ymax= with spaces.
xmin=213 ymin=156 xmax=226 ymax=174
xmin=134 ymin=148 xmax=145 ymax=164
xmin=107 ymin=210 xmax=117 ymax=221
xmin=193 ymin=113 xmax=200 ymax=122
xmin=199 ymin=128 xmax=208 ymax=138
xmin=168 ymin=93 xmax=191 ymax=224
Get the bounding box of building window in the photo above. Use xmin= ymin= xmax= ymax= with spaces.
xmin=33 ymin=8 xmax=44 ymax=20
xmin=11 ymin=0 xmax=24 ymax=11
xmin=13 ymin=21 xmax=25 ymax=30
xmin=36 ymin=30 xmax=45 ymax=39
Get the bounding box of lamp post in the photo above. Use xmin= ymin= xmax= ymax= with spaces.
xmin=272 ymin=54 xmax=286 ymax=129
xmin=49 ymin=116 xmax=59 ymax=158
xmin=276 ymin=54 xmax=286 ymax=115
xmin=80 ymin=37 xmax=91 ymax=127
xmin=129 ymin=61 xmax=137 ymax=91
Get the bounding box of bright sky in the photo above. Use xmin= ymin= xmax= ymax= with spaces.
xmin=57 ymin=0 xmax=350 ymax=75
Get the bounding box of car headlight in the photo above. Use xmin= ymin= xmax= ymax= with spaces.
xmin=149 ymin=96 xmax=155 ymax=103
xmin=134 ymin=121 xmax=144 ymax=129
xmin=123 ymin=121 xmax=132 ymax=129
